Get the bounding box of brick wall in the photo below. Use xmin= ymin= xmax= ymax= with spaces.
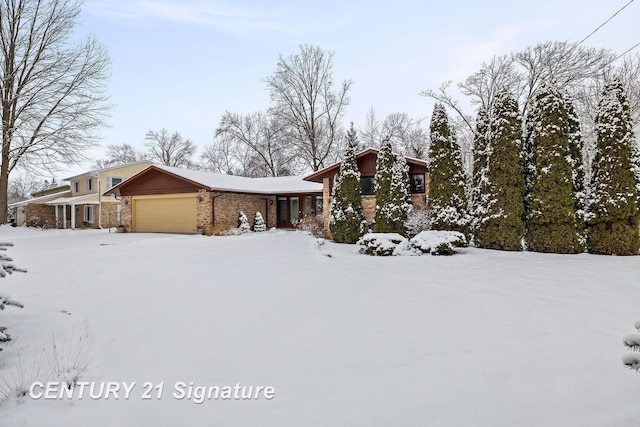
xmin=120 ymin=196 xmax=132 ymax=232
xmin=24 ymin=204 xmax=56 ymax=227
xmin=210 ymin=192 xmax=276 ymax=235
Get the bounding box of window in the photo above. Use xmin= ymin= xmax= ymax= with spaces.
xmin=411 ymin=174 xmax=425 ymax=193
xmin=74 ymin=181 xmax=79 ymax=193
xmin=315 ymin=196 xmax=323 ymax=218
xmin=87 ymin=178 xmax=93 ymax=191
xmin=360 ymin=177 xmax=375 ymax=195
xmin=107 ymin=177 xmax=123 ymax=189
xmin=277 ymin=197 xmax=288 ymax=224
xmin=84 ymin=205 xmax=94 ymax=223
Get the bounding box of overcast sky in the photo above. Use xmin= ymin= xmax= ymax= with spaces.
xmin=67 ymin=0 xmax=639 ymax=176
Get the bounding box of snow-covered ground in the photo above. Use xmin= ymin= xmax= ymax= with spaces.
xmin=0 ymin=226 xmax=639 ymax=426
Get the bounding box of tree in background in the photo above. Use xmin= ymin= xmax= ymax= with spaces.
xmin=359 ymin=108 xmax=429 ymax=159
xmin=587 ymin=79 xmax=639 ymax=255
xmin=145 ymin=129 xmax=196 ymax=168
xmin=209 ymin=110 xmax=299 ymax=177
xmin=473 ymin=89 xmax=526 ymax=251
xmin=0 ymin=0 xmax=111 ymax=222
xmin=427 ymin=103 xmax=469 ymax=234
xmin=329 ymin=124 xmax=365 ymax=243
xmin=93 ymin=143 xmax=147 ymax=169
xmin=525 ymin=82 xmax=582 ymax=253
xmin=265 ymin=44 xmax=352 ymax=172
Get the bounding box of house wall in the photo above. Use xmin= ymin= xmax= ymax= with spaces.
xmin=70 ymin=163 xmax=150 ymax=197
xmin=210 ymin=192 xmax=276 ymax=235
xmin=24 ymin=203 xmax=56 ymax=227
xmin=118 ymin=191 xmax=278 ymax=235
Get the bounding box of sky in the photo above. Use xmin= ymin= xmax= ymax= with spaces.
xmin=59 ymin=0 xmax=640 ymax=177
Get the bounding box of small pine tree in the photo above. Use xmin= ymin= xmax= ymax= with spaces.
xmin=329 ymin=124 xmax=366 ymax=243
xmin=427 ymin=103 xmax=469 ymax=234
xmin=253 ymin=212 xmax=266 ymax=232
xmin=526 ymin=82 xmax=582 ymax=253
xmin=375 ymin=147 xmax=411 ymax=234
xmin=587 ymin=79 xmax=640 ymax=255
xmin=237 ymin=211 xmax=250 ymax=233
xmin=1 ymin=242 xmax=26 ymax=341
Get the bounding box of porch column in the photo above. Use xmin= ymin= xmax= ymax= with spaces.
xmin=62 ymin=205 xmax=67 ymax=229
xmin=54 ymin=205 xmax=59 ymax=229
xmin=70 ymin=203 xmax=76 ymax=230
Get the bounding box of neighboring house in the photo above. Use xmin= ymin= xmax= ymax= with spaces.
xmin=8 ymin=185 xmax=71 ymax=227
xmin=44 ymin=161 xmax=151 ymax=229
xmin=104 ymin=165 xmax=323 ymax=235
xmin=303 ymin=148 xmax=429 ymax=239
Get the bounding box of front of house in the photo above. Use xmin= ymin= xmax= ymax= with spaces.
xmin=45 ymin=161 xmax=151 ymax=229
xmin=104 ymin=165 xmax=323 ymax=235
xmin=303 ymin=148 xmax=429 ymax=239
xmin=104 ymin=149 xmax=428 ymax=238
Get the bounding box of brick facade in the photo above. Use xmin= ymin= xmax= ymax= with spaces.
xmin=209 ymin=192 xmax=276 ymax=235
xmin=24 ymin=204 xmax=56 ymax=227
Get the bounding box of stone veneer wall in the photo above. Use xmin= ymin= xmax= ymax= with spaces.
xmin=24 ymin=204 xmax=56 ymax=227
xmin=209 ymin=192 xmax=276 ymax=235
xmin=120 ymin=196 xmax=133 ymax=232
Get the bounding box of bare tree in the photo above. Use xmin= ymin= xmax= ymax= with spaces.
xmin=210 ymin=110 xmax=299 ymax=177
xmin=358 ymin=108 xmax=429 ymax=159
xmin=93 ymin=143 xmax=147 ymax=169
xmin=264 ymin=44 xmax=352 ymax=172
xmin=7 ymin=173 xmax=45 ymax=203
xmin=144 ymin=129 xmax=196 ymax=168
xmin=0 ymin=0 xmax=111 ymax=221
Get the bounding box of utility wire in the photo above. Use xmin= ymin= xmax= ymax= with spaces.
xmin=612 ymin=41 xmax=640 ymax=61
xmin=576 ymin=0 xmax=635 ymax=47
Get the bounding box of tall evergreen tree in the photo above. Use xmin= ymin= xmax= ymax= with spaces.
xmin=566 ymin=93 xmax=587 ymax=246
xmin=375 ymin=147 xmax=411 ymax=234
xmin=329 ymin=124 xmax=365 ymax=243
xmin=473 ymin=91 xmax=526 ymax=250
xmin=526 ymin=82 xmax=582 ymax=253
xmin=428 ymin=103 xmax=469 ymax=234
xmin=374 ymin=137 xmax=397 ymax=232
xmin=587 ymin=79 xmax=640 ymax=255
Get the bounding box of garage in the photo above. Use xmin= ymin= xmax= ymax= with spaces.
xmin=133 ymin=194 xmax=197 ymax=233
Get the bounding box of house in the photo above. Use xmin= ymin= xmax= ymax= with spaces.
xmin=8 ymin=184 xmax=71 ymax=227
xmin=103 ymin=165 xmax=323 ymax=235
xmin=43 ymin=161 xmax=151 ymax=229
xmin=303 ymin=148 xmax=429 ymax=239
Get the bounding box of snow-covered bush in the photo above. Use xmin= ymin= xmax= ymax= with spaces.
xmin=1 ymin=242 xmax=26 ymax=343
xmin=297 ymin=215 xmax=324 ymax=238
xmin=410 ymin=230 xmax=467 ymax=256
xmin=357 ymin=233 xmax=411 ymax=256
xmin=252 ymin=212 xmax=266 ymax=232
xmin=623 ymin=320 xmax=640 ymax=372
xmin=237 ymin=211 xmax=250 ymax=233
xmin=404 ymin=206 xmax=432 ymax=238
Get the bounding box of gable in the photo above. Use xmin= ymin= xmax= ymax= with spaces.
xmin=113 ymin=167 xmax=205 ymax=196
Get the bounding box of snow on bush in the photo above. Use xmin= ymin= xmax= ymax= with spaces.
xmin=297 ymin=215 xmax=324 ymax=238
xmin=237 ymin=211 xmax=250 ymax=233
xmin=252 ymin=212 xmax=267 ymax=232
xmin=622 ymin=320 xmax=640 ymax=372
xmin=358 ymin=231 xmax=468 ymax=257
xmin=357 ymin=233 xmax=412 ymax=256
xmin=410 ymin=230 xmax=467 ymax=255
xmin=404 ymin=206 xmax=432 ymax=238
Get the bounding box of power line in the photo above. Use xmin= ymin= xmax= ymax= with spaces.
xmin=576 ymin=0 xmax=635 ymax=47
xmin=612 ymin=41 xmax=640 ymax=61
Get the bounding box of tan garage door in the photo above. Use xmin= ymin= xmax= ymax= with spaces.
xmin=133 ymin=195 xmax=197 ymax=233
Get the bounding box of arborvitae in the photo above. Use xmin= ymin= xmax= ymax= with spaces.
xmin=428 ymin=103 xmax=469 ymax=234
xmin=374 ymin=137 xmax=396 ymax=232
xmin=587 ymin=79 xmax=640 ymax=255
xmin=565 ymin=93 xmax=587 ymax=247
xmin=473 ymin=90 xmax=525 ymax=250
xmin=526 ymin=82 xmax=582 ymax=253
xmin=238 ymin=211 xmax=250 ymax=233
xmin=329 ymin=124 xmax=366 ymax=243
xmin=253 ymin=212 xmax=266 ymax=232
xmin=375 ymin=149 xmax=411 ymax=234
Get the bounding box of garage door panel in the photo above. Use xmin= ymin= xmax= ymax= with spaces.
xmin=133 ymin=196 xmax=197 ymax=233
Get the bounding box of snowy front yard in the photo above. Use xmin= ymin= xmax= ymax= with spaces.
xmin=0 ymin=227 xmax=639 ymax=426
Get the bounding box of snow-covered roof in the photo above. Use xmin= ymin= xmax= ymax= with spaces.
xmin=45 ymin=194 xmax=99 ymax=205
xmin=146 ymin=165 xmax=323 ymax=194
xmin=8 ymin=190 xmax=72 ymax=208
